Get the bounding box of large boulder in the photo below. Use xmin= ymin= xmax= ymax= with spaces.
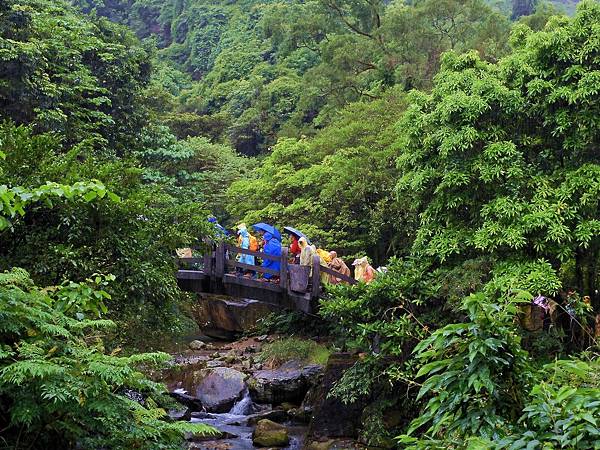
xmin=249 ymin=360 xmax=323 ymax=404
xmin=191 ymin=295 xmax=278 ymax=339
xmin=195 ymin=367 xmax=246 ymax=413
xmin=170 ymin=367 xmax=247 ymax=413
xmin=306 ymin=354 xmax=367 ymax=439
xmin=252 ymin=419 xmax=290 ymax=447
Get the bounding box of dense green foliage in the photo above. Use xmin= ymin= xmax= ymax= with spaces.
xmin=228 ymin=89 xmax=409 ymax=261
xmin=0 ymin=0 xmax=247 ymax=345
xmin=0 ymin=0 xmax=150 ymax=153
xmin=72 ymin=0 xmax=519 ymax=154
xmin=314 ymin=2 xmax=600 ymax=446
xmin=0 ymin=0 xmax=237 ymax=445
xmin=2 ymin=0 xmax=599 ymax=447
xmin=0 ymin=267 xmax=215 ymax=449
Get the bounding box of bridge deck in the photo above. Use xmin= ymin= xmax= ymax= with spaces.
xmin=176 ymin=242 xmax=357 ymax=314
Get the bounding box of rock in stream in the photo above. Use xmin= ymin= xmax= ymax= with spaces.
xmin=194 ymin=367 xmax=247 ymax=413
xmin=164 ymin=335 xmax=353 ymax=450
xmin=249 ymin=360 xmax=324 ymax=404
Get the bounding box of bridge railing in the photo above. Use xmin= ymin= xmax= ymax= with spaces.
xmin=319 ymin=264 xmax=358 ymax=286
xmin=224 ymin=243 xmax=290 ymax=291
xmin=177 ymin=241 xmax=357 ymax=299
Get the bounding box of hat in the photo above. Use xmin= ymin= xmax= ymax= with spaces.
xmin=352 ymin=256 xmax=368 ymax=266
xmin=236 ymin=223 xmax=247 ymax=230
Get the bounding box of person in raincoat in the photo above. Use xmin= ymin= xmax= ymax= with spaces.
xmin=299 ymin=237 xmax=313 ymax=265
xmin=261 ymin=232 xmax=281 ymax=280
xmin=352 ymin=256 xmax=376 ymax=284
xmin=289 ymin=235 xmax=301 ymax=260
xmin=316 ymin=248 xmax=332 ymax=264
xmin=208 ymin=216 xmax=229 ymax=239
xmin=236 ymin=224 xmax=255 ymax=275
xmin=327 ymin=251 xmax=351 ymax=284
xmin=314 ymin=247 xmax=331 ymax=284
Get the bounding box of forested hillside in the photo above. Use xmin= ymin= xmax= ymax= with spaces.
xmin=72 ymin=0 xmax=581 ymax=155
xmin=1 ymin=0 xmax=599 ymax=448
xmin=73 ymin=0 xmax=516 ymax=154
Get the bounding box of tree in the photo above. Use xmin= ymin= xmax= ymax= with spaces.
xmin=0 ymin=0 xmax=151 ymax=155
xmin=512 ymin=0 xmax=538 ymax=18
xmin=0 ymin=121 xmax=210 ymax=345
xmin=396 ymin=0 xmax=600 ymax=304
xmin=226 ymin=87 xmax=410 ymax=262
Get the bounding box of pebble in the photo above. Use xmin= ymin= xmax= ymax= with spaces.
xmin=206 ymin=360 xmax=224 ymax=368
xmin=188 ymin=340 xmax=206 ymax=350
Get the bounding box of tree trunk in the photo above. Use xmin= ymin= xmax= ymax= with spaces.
xmin=511 ymin=0 xmax=537 ymax=20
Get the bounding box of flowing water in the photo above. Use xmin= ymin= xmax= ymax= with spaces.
xmin=183 ymin=390 xmax=307 ymax=450
xmin=166 ymin=338 xmax=308 ymax=450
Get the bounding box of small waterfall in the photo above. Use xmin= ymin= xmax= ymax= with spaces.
xmin=230 ymin=389 xmax=252 ymax=415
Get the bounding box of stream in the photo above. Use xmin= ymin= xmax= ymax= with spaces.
xmin=186 ymin=397 xmax=307 ymax=449
xmin=163 ymin=336 xmax=310 ymax=450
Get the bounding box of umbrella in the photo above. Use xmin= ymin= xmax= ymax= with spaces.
xmin=283 ymin=226 xmax=311 ymax=244
xmin=215 ymin=224 xmax=229 ymax=237
xmin=208 ymin=217 xmax=230 ymax=236
xmin=252 ymin=222 xmax=282 ymax=241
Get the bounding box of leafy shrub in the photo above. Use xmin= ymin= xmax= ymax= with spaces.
xmin=254 ymin=310 xmax=330 ymax=337
xmin=497 ymin=358 xmax=600 ymax=449
xmin=0 ymin=268 xmax=216 ymax=449
xmin=399 ymin=292 xmax=533 ymax=443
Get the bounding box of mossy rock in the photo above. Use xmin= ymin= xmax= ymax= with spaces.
xmin=252 ymin=419 xmax=290 ymax=447
xmin=305 ymin=440 xmax=335 ymax=450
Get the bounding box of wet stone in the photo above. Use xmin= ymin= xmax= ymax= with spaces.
xmin=206 ymin=360 xmax=225 ymax=368
xmin=189 ymin=340 xmax=207 ymax=350
xmin=252 ymin=419 xmax=290 ymax=447
xmin=246 ymin=409 xmax=289 ymax=426
xmin=168 ymin=408 xmax=191 ymax=421
xmin=169 ymin=390 xmax=203 ymax=411
xmin=195 ymin=367 xmax=246 ymax=413
xmin=250 ymin=361 xmax=324 ymax=404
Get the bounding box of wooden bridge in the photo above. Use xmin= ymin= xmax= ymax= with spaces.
xmin=176 ymin=242 xmax=357 ymax=314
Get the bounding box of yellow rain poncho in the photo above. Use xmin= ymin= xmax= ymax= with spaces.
xmin=299 ymin=237 xmax=314 ymax=268
xmin=352 ymin=256 xmax=376 ymax=284
xmin=316 ymin=248 xmax=332 ymax=264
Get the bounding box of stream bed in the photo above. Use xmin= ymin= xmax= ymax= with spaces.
xmin=163 ymin=336 xmax=311 ymax=450
xmin=187 ymin=407 xmax=307 ymax=449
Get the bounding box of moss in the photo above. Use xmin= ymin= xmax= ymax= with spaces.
xmin=252 ymin=419 xmax=289 ymax=447
xmin=258 ymin=338 xmax=330 ymax=366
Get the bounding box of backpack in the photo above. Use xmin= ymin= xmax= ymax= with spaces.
xmin=249 ymin=235 xmax=259 ymax=251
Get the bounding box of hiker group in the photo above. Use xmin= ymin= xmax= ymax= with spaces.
xmin=215 ymin=219 xmax=379 ymax=285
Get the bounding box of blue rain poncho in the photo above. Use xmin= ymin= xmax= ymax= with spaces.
xmin=237 ymin=228 xmax=255 ymax=266
xmin=261 ymin=232 xmax=281 ymax=279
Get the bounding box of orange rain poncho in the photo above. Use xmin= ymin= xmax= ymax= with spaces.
xmin=327 ymin=251 xmax=351 ymax=284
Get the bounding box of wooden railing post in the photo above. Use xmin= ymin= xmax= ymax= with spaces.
xmin=280 ymin=247 xmax=288 ymax=291
xmin=203 ymin=240 xmax=213 ymax=275
xmin=311 ymin=254 xmax=321 ymax=299
xmin=215 ymin=242 xmax=225 ymax=278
